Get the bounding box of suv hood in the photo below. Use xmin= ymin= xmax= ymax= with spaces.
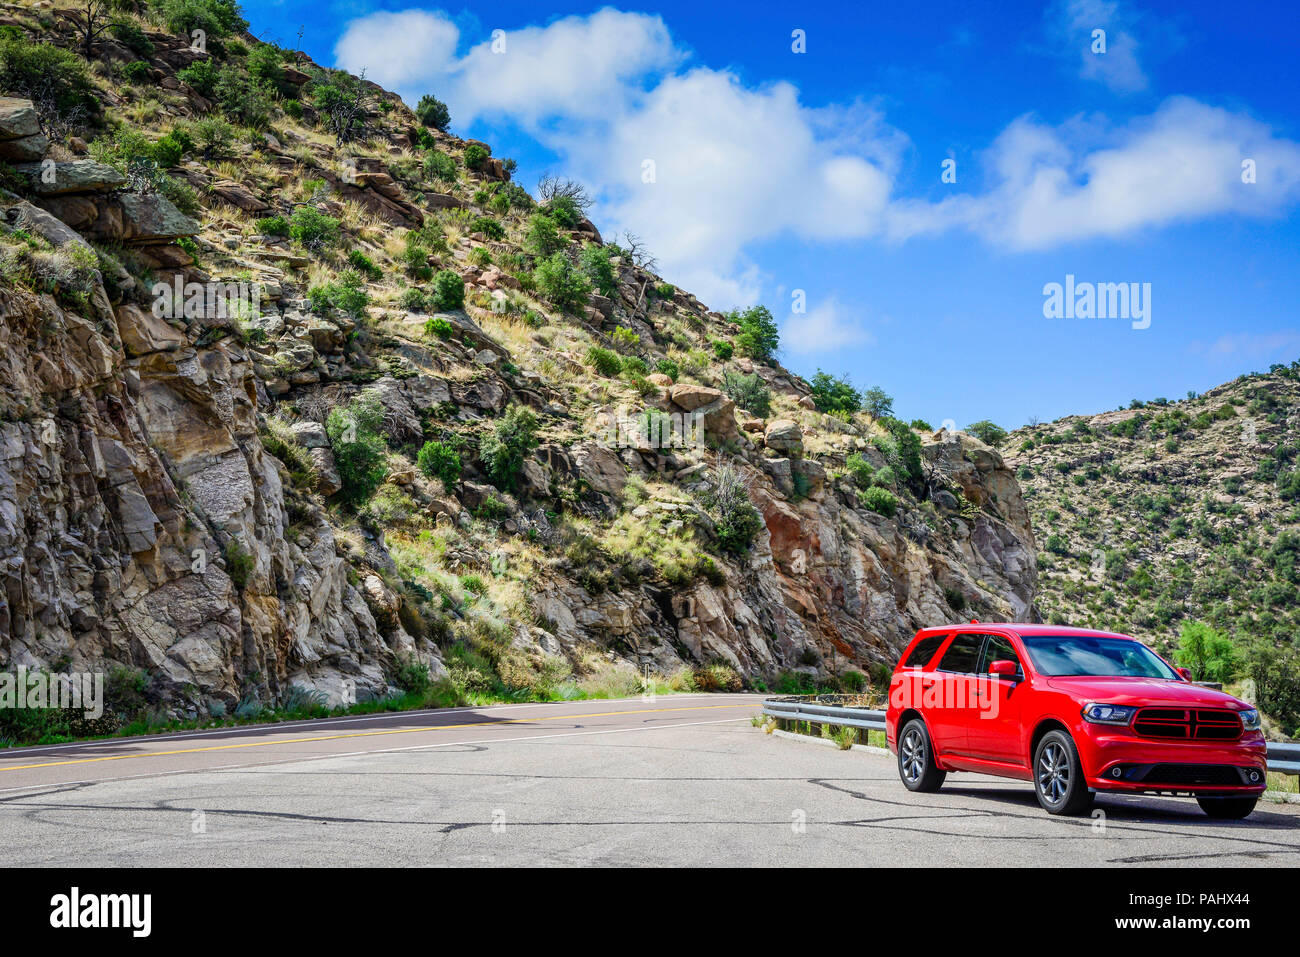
xmin=1043 ymin=675 xmax=1249 ymax=710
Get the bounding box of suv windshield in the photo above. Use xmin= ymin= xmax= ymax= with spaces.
xmin=1019 ymin=635 xmax=1178 ymax=679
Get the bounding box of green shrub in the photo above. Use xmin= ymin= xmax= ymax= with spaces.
xmin=401 ymin=287 xmax=428 ymax=312
xmin=862 ymin=387 xmax=894 ymax=419
xmin=534 ymin=253 xmax=591 ymax=313
xmin=416 ymin=93 xmax=451 ymax=131
xmin=470 ymin=215 xmax=505 ymax=241
xmin=721 ymin=371 xmax=771 ymax=418
xmin=428 ymin=269 xmax=465 ymax=311
xmin=712 ymin=339 xmax=734 ymax=361
xmin=809 ymin=370 xmax=861 ymax=415
xmin=480 ymin=405 xmax=539 ymax=491
xmin=223 ymin=539 xmax=254 ymax=590
xmin=655 ymin=358 xmax=679 ymax=380
xmin=425 ymin=316 xmax=454 ymax=339
xmin=326 ymin=396 xmax=388 ymax=505
xmin=966 ymin=420 xmax=1008 ymax=447
xmin=0 ymin=34 xmax=96 ymax=123
xmin=463 ymin=143 xmax=489 ymax=171
xmin=156 ymin=0 xmax=249 ymax=39
xmin=288 ymin=206 xmax=341 ymax=250
xmin=585 ymin=346 xmax=622 ymax=377
xmin=699 ymin=466 xmax=763 ymax=555
xmin=579 ymin=244 xmax=617 ymax=296
xmin=729 ymin=305 xmax=779 ymax=361
xmin=844 ymin=453 xmax=874 ymax=489
xmin=307 ymin=270 xmax=368 ymax=319
xmin=859 ymin=485 xmax=897 ymax=518
xmin=524 ymin=213 xmax=565 ymax=256
xmin=346 ymin=249 xmax=383 ymax=281
xmin=256 ymin=215 xmax=289 ymax=236
xmin=177 ymin=59 xmax=218 ymax=97
xmin=417 ymin=439 xmax=461 ymax=486
xmin=424 ymin=151 xmax=457 ymax=183
xmin=212 ymin=63 xmax=275 ymax=127
xmin=111 ymin=19 xmax=156 ymax=56
xmin=121 ymin=60 xmax=152 ymax=84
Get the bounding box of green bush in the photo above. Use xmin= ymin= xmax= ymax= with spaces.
xmin=656 ymin=358 xmax=679 ymax=381
xmin=579 ymin=244 xmax=617 ymax=297
xmin=425 ymin=316 xmax=454 ymax=339
xmin=424 ymin=151 xmax=457 ymax=183
xmin=417 ymin=439 xmax=462 ymax=487
xmin=307 ymin=270 xmax=368 ymax=319
xmin=326 ymin=397 xmax=389 ymax=505
xmin=346 ymin=249 xmax=383 ymax=281
xmin=0 ymin=34 xmax=96 ymax=122
xmin=585 ymin=346 xmax=622 ymax=377
xmin=470 ymin=215 xmax=505 ymax=241
xmin=111 ymin=19 xmax=156 ymax=56
xmin=401 ymin=287 xmax=428 ymax=312
xmin=859 ymin=485 xmax=897 ymax=518
xmin=463 ymin=143 xmax=489 ymax=171
xmin=534 ymin=253 xmax=591 ymax=313
xmin=156 ymin=0 xmax=249 ymax=39
xmin=699 ymin=466 xmax=763 ymax=555
xmin=480 ymin=405 xmax=539 ymax=491
xmin=712 ymin=339 xmax=734 ymax=361
xmin=729 ymin=305 xmax=779 ymax=361
xmin=524 ymin=214 xmax=565 ymax=256
xmin=809 ymin=370 xmax=861 ymax=415
xmin=545 ymin=195 xmax=582 ymax=228
xmin=966 ymin=420 xmax=1008 ymax=447
xmin=416 ymin=93 xmax=451 ymax=131
xmin=428 ymin=269 xmax=465 ymax=311
xmin=223 ymin=539 xmax=254 ymax=590
xmin=721 ymin=371 xmax=771 ymax=418
xmin=288 ymin=206 xmax=341 ymax=251
xmin=862 ymin=387 xmax=894 ymax=419
xmin=256 ymin=215 xmax=289 ymax=236
xmin=844 ymin=453 xmax=874 ymax=489
xmin=121 ymin=60 xmax=152 ymax=84
xmin=1173 ymin=621 xmax=1239 ymax=684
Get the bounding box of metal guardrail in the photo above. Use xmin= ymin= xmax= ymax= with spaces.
xmin=761 ymin=698 xmax=1300 ymax=775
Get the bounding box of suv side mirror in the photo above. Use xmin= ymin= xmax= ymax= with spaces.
xmin=989 ymin=660 xmax=1018 ymax=679
xmin=1177 ymin=667 xmax=1193 ymax=681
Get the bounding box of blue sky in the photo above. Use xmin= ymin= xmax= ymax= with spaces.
xmin=242 ymin=0 xmax=1300 ymax=428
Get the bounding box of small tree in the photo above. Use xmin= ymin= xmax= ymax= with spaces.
xmin=73 ymin=0 xmax=114 ymax=57
xmin=417 ymin=439 xmax=461 ymax=487
xmin=524 ymin=214 xmax=565 ymax=257
xmin=480 ymin=405 xmax=539 ymax=491
xmin=721 ymin=371 xmax=772 ymax=418
xmin=1174 ymin=621 xmax=1240 ymax=684
xmin=534 ymin=253 xmax=591 ymax=313
xmin=862 ymin=386 xmax=893 ymax=419
xmin=415 ymin=93 xmax=450 ymax=131
xmin=809 ymin=371 xmax=861 ymax=416
xmin=730 ymin=305 xmax=779 ymax=361
xmin=326 ymin=397 xmax=388 ymax=505
xmin=312 ymin=69 xmax=368 ymax=143
xmin=429 ymin=269 xmax=465 ymax=311
xmin=966 ymin=420 xmax=1008 ymax=447
xmin=700 ymin=466 xmax=763 ymax=555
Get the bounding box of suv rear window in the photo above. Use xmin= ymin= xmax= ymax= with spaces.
xmin=903 ymin=633 xmax=948 ymax=667
xmin=936 ymin=633 xmax=984 ymax=673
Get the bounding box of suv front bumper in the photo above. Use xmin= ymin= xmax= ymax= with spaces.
xmin=1077 ymin=724 xmax=1268 ymax=794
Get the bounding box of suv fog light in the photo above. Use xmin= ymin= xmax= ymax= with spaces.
xmin=1111 ymin=767 xmax=1123 ymax=778
xmin=1248 ymin=770 xmax=1260 ymax=783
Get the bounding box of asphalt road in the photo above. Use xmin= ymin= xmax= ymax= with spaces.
xmin=0 ymin=693 xmax=1296 ymax=866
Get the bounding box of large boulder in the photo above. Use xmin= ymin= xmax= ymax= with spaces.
xmin=667 ymin=384 xmax=738 ymax=442
xmin=764 ymin=419 xmax=803 ymax=457
xmin=14 ymin=160 xmax=125 ymax=196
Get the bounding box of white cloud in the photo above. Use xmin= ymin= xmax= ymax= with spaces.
xmin=890 ymin=98 xmax=1300 ymax=250
xmin=332 ymin=8 xmax=1300 ymax=312
xmin=780 ymin=298 xmax=875 ymax=355
xmin=333 ymin=9 xmax=459 ymax=93
xmin=1048 ymin=0 xmax=1147 ymax=93
xmin=1198 ymin=332 xmax=1300 ymax=363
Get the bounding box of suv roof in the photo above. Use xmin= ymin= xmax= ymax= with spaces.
xmin=916 ymin=622 xmax=1137 ymax=641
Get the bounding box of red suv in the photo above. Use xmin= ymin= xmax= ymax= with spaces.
xmin=884 ymin=623 xmax=1267 ymax=818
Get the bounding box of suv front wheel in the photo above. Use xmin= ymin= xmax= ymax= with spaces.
xmin=897 ymin=718 xmax=946 ymax=792
xmin=1033 ymin=730 xmax=1094 ymax=815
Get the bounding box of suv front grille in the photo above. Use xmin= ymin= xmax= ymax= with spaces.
xmin=1143 ymin=764 xmax=1245 ymax=786
xmin=1133 ymin=708 xmax=1241 ymax=741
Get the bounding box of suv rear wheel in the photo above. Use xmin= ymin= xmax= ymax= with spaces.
xmin=1033 ymin=730 xmax=1094 ymax=815
xmin=1196 ymin=796 xmax=1257 ymax=820
xmin=897 ymin=718 xmax=946 ymax=792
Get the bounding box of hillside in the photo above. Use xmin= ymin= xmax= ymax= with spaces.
xmin=0 ymin=0 xmax=1036 ymax=728
xmin=1008 ymin=363 xmax=1300 ymax=735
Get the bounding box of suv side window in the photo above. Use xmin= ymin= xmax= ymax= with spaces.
xmin=936 ymin=633 xmax=983 ymax=674
xmin=903 ymin=633 xmax=949 ymax=667
xmin=978 ymin=634 xmax=1023 ymax=676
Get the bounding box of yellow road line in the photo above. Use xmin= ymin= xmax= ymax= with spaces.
xmin=0 ymin=703 xmax=756 ymax=772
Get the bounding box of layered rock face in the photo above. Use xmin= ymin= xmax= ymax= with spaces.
xmin=0 ymin=3 xmax=1039 ymax=713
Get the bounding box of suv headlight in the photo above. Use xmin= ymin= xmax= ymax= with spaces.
xmin=1082 ymin=702 xmax=1137 ymax=725
xmin=1239 ymin=709 xmax=1261 ymax=731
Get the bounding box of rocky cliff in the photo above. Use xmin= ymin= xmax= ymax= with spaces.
xmin=0 ymin=0 xmax=1037 ymax=717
